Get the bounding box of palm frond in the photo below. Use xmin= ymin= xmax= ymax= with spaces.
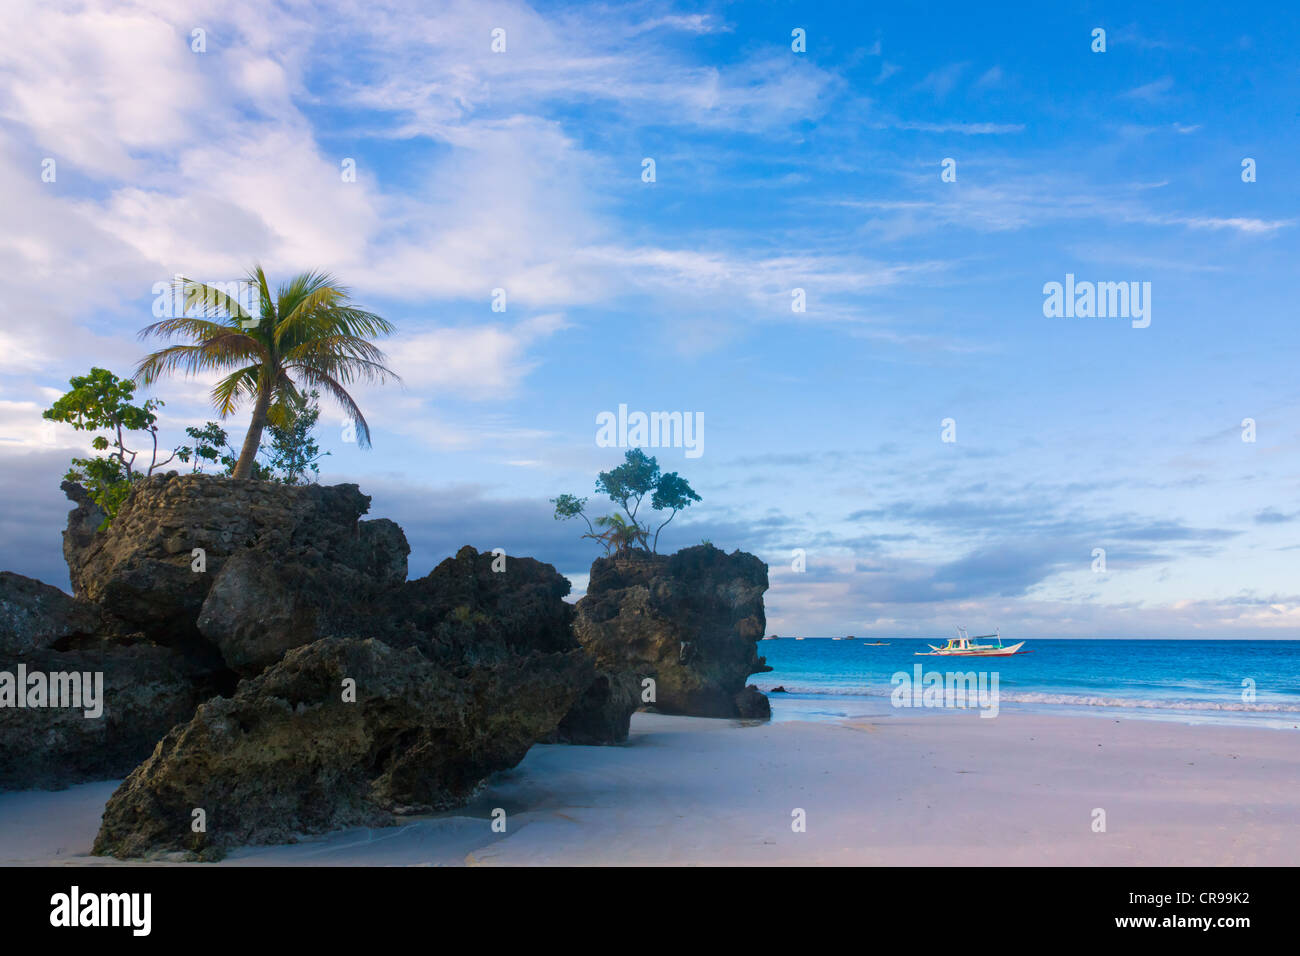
xmin=210 ymin=365 xmax=261 ymax=417
xmin=134 ymin=339 xmax=251 ymax=386
xmin=138 ymin=315 xmax=236 ymax=343
xmin=296 ymin=367 xmax=373 ymax=448
xmin=248 ymin=266 xmax=276 ymax=324
xmin=282 ymin=334 xmax=391 ymax=367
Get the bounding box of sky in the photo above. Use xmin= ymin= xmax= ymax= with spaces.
xmin=0 ymin=0 xmax=1297 ymax=638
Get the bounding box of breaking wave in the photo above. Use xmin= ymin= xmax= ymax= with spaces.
xmin=754 ymin=683 xmax=1300 ymax=713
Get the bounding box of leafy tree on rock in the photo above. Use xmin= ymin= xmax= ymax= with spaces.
xmin=552 ymin=449 xmax=701 ymax=555
xmin=43 ymin=368 xmax=181 ymax=519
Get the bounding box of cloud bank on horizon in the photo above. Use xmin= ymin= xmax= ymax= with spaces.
xmin=0 ymin=0 xmax=1296 ymax=638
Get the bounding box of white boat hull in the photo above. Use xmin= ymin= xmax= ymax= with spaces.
xmin=915 ymin=640 xmax=1026 ymax=657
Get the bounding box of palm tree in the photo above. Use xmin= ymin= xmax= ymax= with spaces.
xmin=592 ymin=513 xmax=641 ymax=555
xmin=134 ymin=267 xmax=399 ymax=479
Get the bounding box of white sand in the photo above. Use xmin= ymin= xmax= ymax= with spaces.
xmin=2 ymin=710 xmax=1296 ymax=866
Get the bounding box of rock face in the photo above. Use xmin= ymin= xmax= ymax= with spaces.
xmin=14 ymin=474 xmax=773 ymax=853
xmin=574 ymin=545 xmax=772 ymax=719
xmin=375 ymin=545 xmax=640 ymax=745
xmin=93 ymin=636 xmax=590 ymax=858
xmin=63 ymin=474 xmax=409 ymax=673
xmin=0 ymin=643 xmax=212 ymax=790
xmin=60 ymin=480 xmax=106 ymax=596
xmin=549 ymin=670 xmax=640 ymax=745
xmin=196 ymin=517 xmax=407 ymax=675
xmin=0 ymin=568 xmax=213 ymax=791
xmin=0 ymin=571 xmax=101 ymax=656
xmin=380 ymin=545 xmax=578 ymax=663
xmin=90 ymin=544 xmax=593 ymax=858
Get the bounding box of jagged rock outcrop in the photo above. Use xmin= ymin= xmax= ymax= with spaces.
xmin=0 ymin=571 xmax=101 ymax=656
xmin=380 ymin=545 xmax=578 ymax=664
xmin=62 ymin=475 xmax=409 ymax=673
xmin=93 ymin=637 xmax=590 ymax=858
xmin=88 ymin=541 xmax=594 ymax=856
xmin=0 ymin=642 xmax=213 ymax=790
xmin=574 ymin=544 xmax=772 ymax=719
xmin=376 ymin=545 xmax=639 ymax=744
xmin=549 ymin=670 xmax=641 ymax=745
xmin=196 ymin=517 xmax=407 ymax=675
xmin=60 ymin=480 xmax=106 ymax=597
xmin=20 ymin=476 xmax=764 ymax=852
xmin=734 ymin=684 xmax=772 ymax=719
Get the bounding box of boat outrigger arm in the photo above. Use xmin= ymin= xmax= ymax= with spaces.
xmin=915 ymin=626 xmax=1028 ymax=657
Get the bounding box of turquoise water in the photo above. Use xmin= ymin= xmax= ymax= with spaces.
xmin=754 ymin=638 xmax=1300 ymax=729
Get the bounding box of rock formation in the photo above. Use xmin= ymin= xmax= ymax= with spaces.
xmin=93 ymin=637 xmax=589 ymax=858
xmin=0 ymin=570 xmax=101 ymax=656
xmin=60 ymin=480 xmax=105 ymax=594
xmin=549 ymin=669 xmax=641 ymax=745
xmin=4 ymin=472 xmax=772 ymax=854
xmin=1 ymin=566 xmax=218 ymax=790
xmin=64 ymin=474 xmax=408 ymax=672
xmin=574 ymin=544 xmax=772 ymax=719
xmin=72 ymin=506 xmax=592 ymax=856
xmin=0 ymin=641 xmax=213 ymax=790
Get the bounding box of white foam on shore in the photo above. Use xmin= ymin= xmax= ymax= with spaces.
xmin=755 ymin=682 xmax=1300 ymax=713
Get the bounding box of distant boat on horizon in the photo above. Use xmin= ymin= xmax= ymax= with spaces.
xmin=862 ymin=641 xmax=890 ymax=646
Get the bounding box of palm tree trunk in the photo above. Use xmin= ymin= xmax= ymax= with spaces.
xmin=232 ymin=383 xmax=272 ymax=479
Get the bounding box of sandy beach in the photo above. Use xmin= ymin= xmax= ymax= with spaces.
xmin=3 ymin=709 xmax=1296 ymax=866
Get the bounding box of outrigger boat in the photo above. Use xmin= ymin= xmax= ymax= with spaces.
xmin=862 ymin=641 xmax=890 ymax=646
xmin=915 ymin=627 xmax=1027 ymax=657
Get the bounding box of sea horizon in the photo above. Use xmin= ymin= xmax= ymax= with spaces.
xmin=756 ymin=637 xmax=1300 ymax=730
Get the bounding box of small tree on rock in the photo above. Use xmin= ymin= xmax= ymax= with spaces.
xmin=553 ymin=449 xmax=701 ymax=555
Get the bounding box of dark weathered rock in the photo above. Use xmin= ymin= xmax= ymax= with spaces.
xmin=380 ymin=545 xmax=577 ymax=664
xmin=0 ymin=642 xmax=211 ymax=791
xmin=64 ymin=474 xmax=409 ymax=672
xmin=734 ymin=684 xmax=772 ymax=719
xmin=575 ymin=545 xmax=772 ymax=718
xmin=549 ymin=670 xmax=640 ymax=745
xmin=0 ymin=571 xmax=101 ymax=656
xmin=196 ymin=517 xmax=407 ymax=675
xmin=383 ymin=546 xmax=641 ymax=745
xmin=60 ymin=481 xmax=105 ymax=598
xmin=92 ymin=637 xmax=590 ymax=858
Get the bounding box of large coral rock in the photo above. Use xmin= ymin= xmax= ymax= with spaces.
xmin=196 ymin=518 xmax=407 ymax=675
xmin=382 ymin=545 xmax=577 ymax=663
xmin=92 ymin=637 xmax=590 ymax=858
xmin=60 ymin=481 xmax=106 ymax=595
xmin=0 ymin=571 xmax=101 ymax=656
xmin=64 ymin=475 xmax=408 ymax=672
xmin=386 ymin=546 xmax=638 ymax=745
xmin=549 ymin=670 xmax=640 ymax=745
xmin=575 ymin=545 xmax=772 ymax=718
xmin=0 ymin=642 xmax=210 ymax=790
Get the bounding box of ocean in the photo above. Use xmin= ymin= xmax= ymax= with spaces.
xmin=754 ymin=638 xmax=1300 ymax=730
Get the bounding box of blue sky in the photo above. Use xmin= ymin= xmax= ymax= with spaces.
xmin=0 ymin=0 xmax=1297 ymax=637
